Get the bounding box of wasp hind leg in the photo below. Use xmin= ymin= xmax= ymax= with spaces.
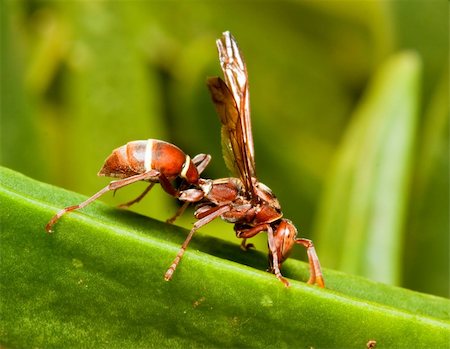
xmin=45 ymin=170 xmax=159 ymax=233
xmin=117 ymin=182 xmax=156 ymax=208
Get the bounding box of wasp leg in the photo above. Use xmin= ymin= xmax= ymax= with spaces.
xmin=267 ymin=225 xmax=290 ymax=287
xmin=164 ymin=205 xmax=231 ymax=281
xmin=117 ymin=182 xmax=156 ymax=208
xmin=236 ymin=224 xmax=289 ymax=287
xmin=235 ymin=225 xmax=263 ymax=251
xmin=295 ymin=238 xmax=325 ymax=288
xmin=191 ymin=154 xmax=211 ymax=175
xmin=45 ymin=170 xmax=159 ymax=233
xmin=158 ymin=174 xmax=180 ymax=197
xmin=239 ymin=239 xmax=255 ymax=251
xmin=166 ymin=201 xmax=190 ymax=224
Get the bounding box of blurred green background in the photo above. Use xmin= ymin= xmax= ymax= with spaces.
xmin=2 ymin=1 xmax=448 ymax=297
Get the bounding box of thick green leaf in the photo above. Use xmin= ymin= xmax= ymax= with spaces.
xmin=1 ymin=166 xmax=449 ymax=348
xmin=404 ymin=71 xmax=449 ymax=296
xmin=314 ymin=52 xmax=420 ymax=285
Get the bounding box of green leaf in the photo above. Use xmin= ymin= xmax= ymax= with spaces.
xmin=1 ymin=166 xmax=449 ymax=348
xmin=314 ymin=52 xmax=421 ymax=285
xmin=404 ymin=70 xmax=449 ymax=296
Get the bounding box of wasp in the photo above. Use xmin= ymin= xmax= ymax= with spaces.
xmin=46 ymin=31 xmax=324 ymax=288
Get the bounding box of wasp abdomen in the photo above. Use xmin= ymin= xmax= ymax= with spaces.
xmin=150 ymin=140 xmax=187 ymax=178
xmin=98 ymin=139 xmax=199 ymax=183
xmin=98 ymin=140 xmax=147 ymax=178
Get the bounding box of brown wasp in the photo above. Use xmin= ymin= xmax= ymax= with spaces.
xmin=46 ymin=31 xmax=324 ymax=288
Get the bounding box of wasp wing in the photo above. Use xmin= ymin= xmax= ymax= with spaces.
xmin=207 ymin=31 xmax=256 ymax=196
xmin=207 ymin=77 xmax=252 ymax=190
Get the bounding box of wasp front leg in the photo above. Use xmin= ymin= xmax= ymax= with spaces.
xmin=269 ymin=219 xmax=325 ymax=288
xmin=235 ymin=223 xmax=290 ymax=287
xmin=295 ymin=238 xmax=325 ymax=288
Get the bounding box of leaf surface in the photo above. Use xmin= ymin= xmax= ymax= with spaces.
xmin=0 ymin=166 xmax=449 ymax=348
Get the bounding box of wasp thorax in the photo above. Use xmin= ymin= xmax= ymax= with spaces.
xmin=254 ymin=181 xmax=281 ymax=211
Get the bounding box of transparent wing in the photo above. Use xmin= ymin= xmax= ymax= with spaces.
xmin=207 ymin=31 xmax=256 ymax=195
xmin=207 ymin=77 xmax=252 ymax=191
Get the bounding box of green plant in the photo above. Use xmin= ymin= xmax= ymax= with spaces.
xmin=1 ymin=166 xmax=449 ymax=348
